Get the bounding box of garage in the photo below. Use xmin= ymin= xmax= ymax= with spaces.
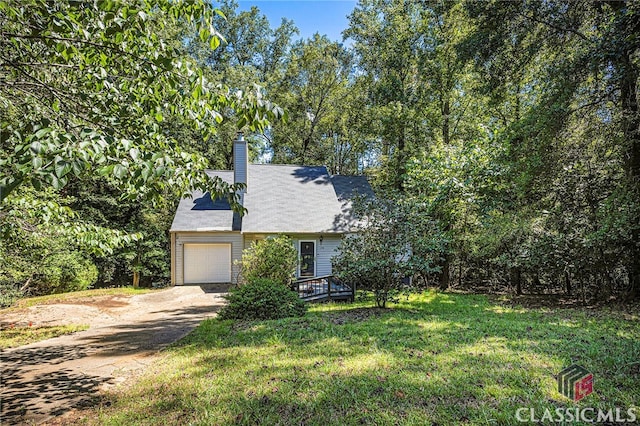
xmin=183 ymin=243 xmax=231 ymax=284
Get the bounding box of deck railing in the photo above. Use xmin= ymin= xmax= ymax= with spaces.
xmin=292 ymin=275 xmax=354 ymax=302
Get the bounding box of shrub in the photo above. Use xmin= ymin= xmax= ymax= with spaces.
xmin=0 ymin=281 xmax=24 ymax=308
xmin=238 ymin=235 xmax=297 ymax=286
xmin=1 ymin=234 xmax=98 ymax=299
xmin=34 ymin=251 xmax=99 ymax=294
xmin=218 ymin=278 xmax=307 ymax=321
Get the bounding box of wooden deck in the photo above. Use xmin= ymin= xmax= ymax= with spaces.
xmin=292 ymin=275 xmax=354 ymax=302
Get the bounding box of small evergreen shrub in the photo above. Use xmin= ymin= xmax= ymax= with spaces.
xmin=219 ymin=278 xmax=307 ymax=321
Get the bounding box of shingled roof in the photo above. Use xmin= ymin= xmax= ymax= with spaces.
xmin=170 ymin=165 xmax=372 ymax=234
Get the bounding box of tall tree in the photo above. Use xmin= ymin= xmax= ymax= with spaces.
xmin=270 ymin=34 xmax=357 ymax=168
xmin=347 ymin=0 xmax=482 ymax=287
xmin=460 ymin=0 xmax=640 ymax=299
xmin=0 ymin=0 xmax=283 ymax=297
xmin=185 ymin=0 xmax=296 ymax=169
xmin=345 ymin=0 xmax=428 ymax=190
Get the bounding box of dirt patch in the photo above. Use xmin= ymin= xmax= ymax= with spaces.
xmin=0 ymin=302 xmax=119 ymax=329
xmin=1 ymin=286 xmax=227 ymax=425
xmin=324 ymin=307 xmax=386 ymax=325
xmin=61 ymin=295 xmax=131 ymax=309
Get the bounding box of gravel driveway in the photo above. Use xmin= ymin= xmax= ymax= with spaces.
xmin=1 ymin=286 xmax=226 ymax=425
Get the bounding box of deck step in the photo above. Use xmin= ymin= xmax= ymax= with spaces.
xmin=292 ymin=275 xmax=354 ymax=303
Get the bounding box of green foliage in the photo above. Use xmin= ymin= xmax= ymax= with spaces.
xmin=67 ymin=178 xmax=175 ymax=286
xmin=333 ymin=196 xmax=446 ymax=307
xmin=238 ymin=235 xmax=297 ymax=286
xmin=2 ymin=0 xmax=637 ymax=305
xmin=39 ymin=251 xmax=98 ymax=294
xmin=452 ymin=0 xmax=640 ymax=299
xmin=0 ymin=187 xmax=133 ymax=298
xmin=0 ymin=282 xmax=23 ymax=308
xmin=269 ymin=35 xmax=362 ymax=171
xmin=218 ymin=278 xmax=306 ymax=321
xmin=0 ymin=0 xmax=285 ymax=302
xmin=1 ymin=241 xmax=98 ymax=299
xmin=183 ymin=0 xmax=295 ymax=169
xmin=0 ymin=0 xmax=283 ymax=206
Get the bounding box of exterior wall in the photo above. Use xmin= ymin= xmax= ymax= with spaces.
xmin=172 ymin=232 xmax=243 ymax=285
xmin=242 ymin=233 xmax=342 ymax=278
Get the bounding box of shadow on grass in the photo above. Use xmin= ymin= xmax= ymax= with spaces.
xmin=91 ymin=291 xmax=640 ymax=425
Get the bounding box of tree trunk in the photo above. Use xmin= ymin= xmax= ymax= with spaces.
xmin=439 ymin=254 xmax=450 ymax=290
xmin=533 ymin=273 xmax=542 ymax=292
xmin=511 ymin=266 xmax=522 ymax=295
xmin=442 ymin=97 xmax=450 ymax=145
xmin=565 ymin=270 xmax=572 ymax=296
xmin=132 ymin=271 xmax=140 ymax=289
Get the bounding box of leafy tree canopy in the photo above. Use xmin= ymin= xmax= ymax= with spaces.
xmin=0 ymin=0 xmax=283 ymax=206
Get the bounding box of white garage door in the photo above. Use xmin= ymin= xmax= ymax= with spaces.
xmin=183 ymin=243 xmax=231 ymax=283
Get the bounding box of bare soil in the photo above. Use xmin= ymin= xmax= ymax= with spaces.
xmin=0 ymin=286 xmax=226 ymax=425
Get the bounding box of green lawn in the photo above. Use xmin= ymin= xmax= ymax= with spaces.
xmin=88 ymin=291 xmax=639 ymax=425
xmin=0 ymin=324 xmax=89 ymax=349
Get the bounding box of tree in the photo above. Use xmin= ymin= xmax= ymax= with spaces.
xmin=0 ymin=0 xmax=284 ymax=299
xmin=333 ymin=196 xmax=445 ymax=307
xmin=65 ymin=176 xmax=174 ymax=288
xmin=460 ymin=0 xmax=640 ymax=299
xmin=184 ymin=0 xmax=297 ymax=169
xmin=0 ymin=0 xmax=283 ymax=206
xmin=346 ymin=0 xmax=482 ymax=288
xmin=270 ymin=34 xmax=358 ymax=168
xmin=345 ymin=0 xmax=429 ymax=190
xmin=0 ymin=186 xmax=135 ymax=300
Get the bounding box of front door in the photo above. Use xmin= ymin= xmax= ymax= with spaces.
xmin=299 ymin=241 xmax=315 ymax=277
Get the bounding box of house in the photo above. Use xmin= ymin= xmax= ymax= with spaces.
xmin=169 ymin=134 xmax=373 ymax=286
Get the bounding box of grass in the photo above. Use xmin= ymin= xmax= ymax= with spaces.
xmin=1 ymin=286 xmax=154 ymax=311
xmin=84 ymin=291 xmax=638 ymax=425
xmin=0 ymin=324 xmax=89 ymax=349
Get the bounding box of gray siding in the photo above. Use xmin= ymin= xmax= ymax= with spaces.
xmin=242 ymin=233 xmax=342 ymax=278
xmin=172 ymin=232 xmax=243 ymax=285
xmin=314 ymin=235 xmax=341 ymax=276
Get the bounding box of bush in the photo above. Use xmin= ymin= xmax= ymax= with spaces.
xmin=218 ymin=278 xmax=307 ymax=321
xmin=34 ymin=251 xmax=99 ymax=294
xmin=238 ymin=235 xmax=298 ymax=285
xmin=0 ymin=282 xmax=24 ymax=308
xmin=1 ymin=233 xmax=98 ymax=298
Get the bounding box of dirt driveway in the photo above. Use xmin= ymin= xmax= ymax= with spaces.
xmin=1 ymin=286 xmax=226 ymax=425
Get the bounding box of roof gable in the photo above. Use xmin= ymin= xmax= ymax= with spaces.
xmin=171 ymin=165 xmax=372 ymax=233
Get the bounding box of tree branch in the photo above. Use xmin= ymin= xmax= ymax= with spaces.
xmin=516 ymin=11 xmax=591 ymax=43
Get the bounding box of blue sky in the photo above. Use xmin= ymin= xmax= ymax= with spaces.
xmin=236 ymin=1 xmax=357 ymax=42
